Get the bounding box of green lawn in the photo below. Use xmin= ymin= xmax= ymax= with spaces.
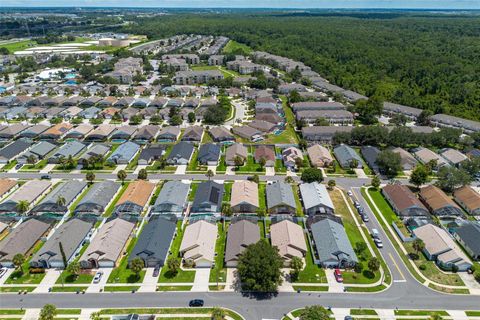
xmin=258 ymin=183 xmax=267 ymax=212
xmin=50 ymin=286 xmax=86 ymax=293
xmin=159 ymin=221 xmax=196 ymax=283
xmin=2 ymin=160 xmax=18 ymax=171
xmin=222 ymin=40 xmax=252 ymax=54
xmin=258 ymin=220 xmax=266 ymax=239
xmin=20 ymin=159 xmax=48 ymax=171
xmin=99 ymin=308 xmax=243 ymax=320
xmin=345 ymin=284 xmax=386 ymax=292
xmin=274 ymin=159 xmax=287 ymax=174
xmin=0 ymin=40 xmax=37 ymax=53
xmin=103 ymin=286 xmax=140 ymax=292
xmin=367 ymin=189 xmax=399 ymax=224
xmin=329 ymin=189 xmax=380 ymax=284
xmin=236 ymin=155 xmax=264 ymax=173
xmin=0 ymin=286 xmax=35 ymax=293
xmin=295 ymin=222 xmax=326 ymax=283
xmin=216 ymin=155 xmax=227 ymax=173
xmin=156 ymin=285 xmax=193 ymax=291
xmin=55 ymin=272 xmax=94 ymax=285
xmin=103 ymin=182 xmax=130 ymax=217
xmin=292 ymin=184 xmax=304 ymax=217
xmin=188 ymin=182 xmax=199 ymax=201
xmin=107 ymin=234 xmax=146 ymax=284
xmin=394 ymin=310 xmax=449 ymax=316
xmin=5 ymin=241 xmax=46 ymax=284
xmin=350 ymin=309 xmax=378 ymax=315
xmin=292 ymin=285 xmax=328 ymax=291
xmin=209 ymin=222 xmax=227 ymax=283
xmin=0 ymin=310 xmax=26 ymax=315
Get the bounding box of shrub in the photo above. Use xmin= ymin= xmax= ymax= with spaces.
xmin=419 ymin=264 xmax=427 ymax=271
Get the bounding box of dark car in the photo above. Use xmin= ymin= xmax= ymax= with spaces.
xmin=189 ymin=299 xmax=204 ymax=307
xmin=153 ymin=265 xmax=160 ymax=277
xmin=40 ymin=174 xmax=51 ymax=180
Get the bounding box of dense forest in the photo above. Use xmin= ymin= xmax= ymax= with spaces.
xmin=122 ymin=12 xmax=480 ymax=121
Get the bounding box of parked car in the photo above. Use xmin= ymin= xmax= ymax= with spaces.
xmin=334 ymin=269 xmax=343 ymax=283
xmin=362 ymin=214 xmax=369 ymax=222
xmin=357 ymin=207 xmax=364 ymax=214
xmin=93 ymin=271 xmax=103 ymax=283
xmin=347 ymin=191 xmax=353 ymax=197
xmin=354 ymin=201 xmax=360 ymax=208
xmin=153 ymin=265 xmax=160 ymax=277
xmin=0 ymin=267 xmax=8 ymax=278
xmin=371 ymin=228 xmax=380 ymax=239
xmin=40 ymin=174 xmax=51 ymax=180
xmin=15 ymin=163 xmax=22 ymax=170
xmin=374 ymin=238 xmax=384 ymax=248
xmin=345 ymin=316 xmax=353 ymax=320
xmin=189 ymin=299 xmax=204 ymax=307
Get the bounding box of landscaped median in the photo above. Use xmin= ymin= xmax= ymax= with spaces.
xmin=98 ymin=307 xmax=244 ymax=320
xmin=361 ymin=186 xmax=469 ymax=294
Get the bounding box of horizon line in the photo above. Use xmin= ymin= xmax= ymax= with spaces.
xmin=1 ymin=6 xmax=480 ymax=10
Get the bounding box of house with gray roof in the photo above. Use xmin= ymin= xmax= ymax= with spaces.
xmin=209 ymin=126 xmax=235 ymax=143
xmin=0 ymin=139 xmax=32 ymax=164
xmin=129 ymin=216 xmax=177 ymax=267
xmin=361 ymin=146 xmax=381 ymax=174
xmin=65 ymin=124 xmax=93 ymax=139
xmin=0 ymin=124 xmax=30 ymax=139
xmin=383 ymin=102 xmax=423 ymax=120
xmin=17 ymin=141 xmax=56 ymax=164
xmin=111 ymin=126 xmax=138 ymax=141
xmin=151 ymin=181 xmax=190 ymax=216
xmin=333 ymin=144 xmax=363 ymax=169
xmin=167 ymin=142 xmax=195 ymax=165
xmin=300 ymin=182 xmax=334 ymax=216
xmin=225 ymin=143 xmax=248 ymax=166
xmin=31 ymin=180 xmax=87 ymax=216
xmin=80 ymin=106 xmax=101 ymax=119
xmin=391 ymin=147 xmax=417 ymax=171
xmin=17 ymin=124 xmax=50 ymax=139
xmin=454 ymin=222 xmax=480 ymax=261
xmin=0 ymin=180 xmax=52 ymax=216
xmin=225 ymin=219 xmax=260 ymax=267
xmin=181 ymin=126 xmax=204 ymax=142
xmin=49 ymin=141 xmax=86 ymax=163
xmin=197 ymin=143 xmax=221 ymax=166
xmin=138 ymin=144 xmax=167 ymax=165
xmin=74 ymin=181 xmax=120 ymax=219
xmin=430 ymin=114 xmax=480 ymax=133
xmin=78 ymin=144 xmax=111 ymax=165
xmin=310 ymin=217 xmax=358 ymax=268
xmin=2 ymin=106 xmax=27 ymax=120
xmin=439 ymin=148 xmax=468 ymax=167
xmin=301 ymin=126 xmax=353 ymax=143
xmin=266 ymin=182 xmax=297 ymax=215
xmin=191 ymin=181 xmax=224 ymax=215
xmin=106 ymin=141 xmax=140 ymax=165
xmin=30 ymin=218 xmax=92 ymax=269
xmin=134 ymin=125 xmax=159 ymax=143
xmin=174 ymin=70 xmax=224 ymax=85
xmin=157 ymin=126 xmax=181 ymax=142
xmin=232 ymin=125 xmax=263 ymax=141
xmin=0 ymin=218 xmax=50 ymax=266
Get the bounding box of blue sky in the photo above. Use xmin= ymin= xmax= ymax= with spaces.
xmin=2 ymin=0 xmax=480 ymax=9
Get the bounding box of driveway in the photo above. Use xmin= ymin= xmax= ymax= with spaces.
xmin=39 ymin=163 xmax=56 ymax=174
xmin=134 ymin=164 xmax=148 ymax=174
xmin=325 ymin=269 xmax=344 ymax=293
xmin=226 ymin=166 xmax=235 ymax=175
xmin=354 ymin=168 xmax=367 ymax=178
xmin=207 ymin=165 xmax=217 ymax=174
xmin=138 ymin=267 xmax=159 ymax=293
xmin=175 ymin=165 xmax=187 ymax=175
xmin=459 ymin=272 xmax=480 ymax=295
xmin=0 ymin=268 xmax=14 ymax=285
xmin=86 ymin=268 xmax=113 ymax=293
xmin=191 ymin=268 xmax=210 ymax=292
xmin=33 ymin=269 xmax=61 ymax=293
xmin=112 ymin=164 xmax=127 ymax=174
xmin=265 ymin=167 xmax=275 ymax=176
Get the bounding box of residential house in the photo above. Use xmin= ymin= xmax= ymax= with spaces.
xmin=254 ymin=145 xmax=276 ymax=167
xmin=167 ymin=142 xmax=195 ymax=165
xmin=277 ymin=83 xmax=307 ymax=94
xmin=382 ymin=184 xmax=429 ymax=217
xmin=391 ymin=147 xmax=418 ymax=171
xmin=134 ymin=125 xmax=159 ymax=143
xmin=307 ymin=144 xmax=334 ymax=168
xmin=412 ymin=147 xmax=449 ymax=170
xmin=30 ymin=219 xmax=92 ymax=269
xmin=295 ymin=110 xmax=354 ymax=125
xmin=454 ymin=222 xmax=480 ymax=260
xmin=0 ymin=180 xmax=51 ymax=215
xmin=180 ymin=220 xmax=218 ymax=267
xmin=197 ymin=143 xmax=221 ymax=166
xmin=138 ymin=144 xmax=167 ymax=165
xmin=80 ymin=106 xmax=101 ymax=119
xmin=191 ymin=181 xmax=224 ymax=215
xmin=419 ymin=185 xmax=464 ymax=217
xmin=106 ymin=141 xmax=140 ymax=165
xmin=17 ymin=141 xmax=56 ymax=164
xmin=181 ymin=126 xmax=204 ymax=142
xmin=85 ymin=124 xmax=116 ymax=141
xmin=310 ymin=217 xmax=358 ymax=268
xmin=453 ymin=186 xmax=480 ymax=216
xmin=151 ymin=181 xmax=190 ymax=216
xmin=300 ymin=182 xmax=334 ymax=216
xmin=266 ymin=182 xmax=297 ymax=215
xmin=282 ymin=146 xmax=303 ymax=170
xmin=439 ymin=148 xmax=468 ymax=167
xmin=80 ymin=218 xmax=135 ymax=268
xmin=291 ymin=102 xmax=346 ymax=112
xmin=270 ymin=220 xmax=307 ymax=265
xmin=209 ymin=126 xmax=235 ymax=143
xmin=74 ymin=181 xmax=120 ymax=219
xmin=31 ymin=180 xmax=87 ymax=215
xmin=114 ymin=180 xmax=155 ymax=218
xmin=0 ymin=124 xmax=30 ymax=139
xmin=174 ymin=70 xmax=224 ymax=85
xmin=232 ymin=126 xmax=262 ymax=141
xmin=18 ymin=124 xmax=49 ymax=139
xmin=64 ymin=124 xmax=93 ymax=139
xmin=110 ymin=126 xmax=137 ymax=141
xmin=49 ymin=141 xmax=86 ymax=163
xmin=231 ymin=181 xmax=259 ymax=213
xmin=333 ymin=144 xmax=363 ymax=169
xmin=301 ymin=126 xmax=353 ymax=143
xmin=157 ymin=126 xmax=181 ymax=142
xmin=39 ymin=123 xmax=73 ymax=140
xmin=78 ymin=144 xmax=111 ymax=165
xmin=382 ymin=102 xmax=423 ymax=121
xmin=114 ymin=97 xmax=135 ymax=108
xmin=361 ymin=146 xmax=381 ymax=174
xmin=129 ymin=216 xmax=177 ymax=267
xmin=225 ymin=220 xmax=260 ymax=267
xmin=248 ymin=120 xmax=276 ymax=133
xmin=0 ymin=218 xmax=50 ymax=267
xmin=0 ymin=179 xmax=17 ymax=199
xmin=430 ymin=114 xmax=480 ymax=134
xmin=225 ymin=143 xmax=248 ymax=166
xmin=413 ymin=224 xmax=472 ymax=271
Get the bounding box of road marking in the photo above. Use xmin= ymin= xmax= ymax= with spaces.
xmin=389 ymin=253 xmax=406 ymax=281
xmin=394 ymin=280 xmax=407 ymax=283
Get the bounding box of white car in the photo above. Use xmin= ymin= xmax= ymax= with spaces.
xmin=93 ymin=271 xmax=103 ymax=284
xmin=374 ymin=238 xmax=384 ymax=248
xmin=347 ymin=191 xmax=353 ymax=197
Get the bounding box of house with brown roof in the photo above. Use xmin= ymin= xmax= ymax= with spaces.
xmin=209 ymin=126 xmax=235 ymax=143
xmin=65 ymin=124 xmax=93 ymax=139
xmin=231 ymin=181 xmax=259 ymax=213
xmin=225 ymin=143 xmax=248 ymax=166
xmin=307 ymin=144 xmax=333 ymax=168
xmin=225 ymin=220 xmax=260 ymax=267
xmin=419 ymin=185 xmax=463 ymax=217
xmin=270 ymin=220 xmax=307 ymax=265
xmin=0 ymin=179 xmax=17 ymax=200
xmin=382 ymin=184 xmax=429 ymax=217
xmin=85 ymin=124 xmax=116 ymax=141
xmin=180 ymin=220 xmax=218 ymax=268
xmin=157 ymin=126 xmax=181 ymax=142
xmin=391 ymin=147 xmax=418 ymax=171
xmin=114 ymin=180 xmax=155 ymax=218
xmin=453 ymin=186 xmax=480 ymax=216
xmin=232 ymin=125 xmax=262 ymax=141
xmin=39 ymin=123 xmax=73 ymax=140
xmin=248 ymin=119 xmax=276 ymax=133
xmin=254 ymin=145 xmax=275 ymax=167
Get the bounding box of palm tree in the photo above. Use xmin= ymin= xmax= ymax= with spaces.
xmin=58 ymin=156 xmax=66 ymax=171
xmin=66 ymin=261 xmax=80 ymax=280
xmin=56 ymin=196 xmax=66 ymax=207
xmin=15 ymin=200 xmax=30 ymax=215
xmin=258 ymin=157 xmax=266 ymax=170
xmin=85 ymin=172 xmax=95 ymax=185
xmin=27 ymin=155 xmax=37 ymax=165
xmin=117 ymin=170 xmax=127 ymax=184
xmin=12 ymin=253 xmax=25 ymax=274
xmin=327 ymin=180 xmax=336 ymax=190
xmin=206 ymin=169 xmax=214 ymax=181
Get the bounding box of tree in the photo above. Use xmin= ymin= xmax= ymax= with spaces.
xmin=258 ymin=157 xmax=266 ymax=169
xmin=412 ymin=238 xmax=425 ymax=256
xmin=130 ymin=257 xmax=144 ymax=278
xmin=474 ymin=270 xmax=480 ymax=283
xmin=355 ymin=241 xmax=367 ymax=254
xmin=188 ymin=112 xmax=196 ymax=123
xmin=211 ymin=307 xmax=226 ymax=320
xmin=289 ymin=256 xmax=303 ymax=282
xmin=27 ymin=154 xmax=37 ymax=165
xmin=39 ymin=304 xmax=57 ymax=320
xmin=376 ymin=150 xmax=402 ymax=178
xmin=300 ymin=305 xmax=331 ymax=320
xmin=90 ymin=312 xmax=101 ymax=320
xmin=429 ymin=314 xmax=444 ymax=320
xmin=301 ymin=168 xmax=323 ymax=183
xmin=368 ymin=257 xmax=380 ymax=272
xmin=409 ymin=165 xmax=430 ymax=188
xmin=234 ymin=156 xmax=244 ymax=169
xmin=298 ymin=139 xmax=307 ymax=150
xmin=327 ymin=179 xmax=336 ymax=190
xmin=85 ymin=172 xmax=95 ymax=185
xmin=417 ymin=110 xmax=433 ymax=126
xmin=138 ymin=168 xmax=148 ymax=180
xmin=295 ymin=157 xmax=304 ymax=169
xmin=206 ymin=169 xmax=214 ymax=180
xmin=169 ymin=114 xmax=182 ymax=126
xmin=237 ymin=240 xmax=283 ymax=292
xmin=349 ymin=159 xmax=359 ymax=170
xmin=59 ymin=242 xmax=68 ymax=268
xmin=284 ymin=176 xmax=295 ymax=184
xmin=222 ymin=203 xmax=233 ymax=217
xmin=436 ymin=166 xmax=472 ymax=193
xmin=371 ymin=175 xmax=381 ymax=189
xmin=15 ymin=200 xmax=29 ymax=215
xmin=117 ymin=170 xmax=127 ymax=184
xmin=66 ymin=261 xmax=80 ymax=279
xmin=12 ymin=253 xmax=25 ymax=274
xmin=251 ymin=174 xmax=260 ymax=184
xmin=167 ymin=257 xmax=180 ymax=276
xmin=390 ymin=114 xmax=408 ymax=126
xmin=56 ymin=196 xmax=66 ymax=207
